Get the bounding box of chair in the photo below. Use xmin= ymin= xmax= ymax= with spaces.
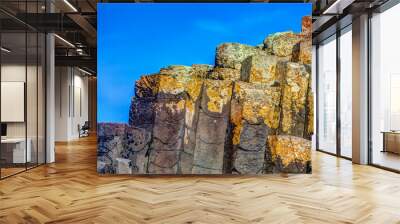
xmin=79 ymin=121 xmax=90 ymax=138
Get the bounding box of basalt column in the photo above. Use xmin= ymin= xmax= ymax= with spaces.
xmin=192 ymin=80 xmax=233 ymax=174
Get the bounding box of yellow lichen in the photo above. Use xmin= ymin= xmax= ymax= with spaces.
xmin=281 ymin=87 xmax=293 ymax=133
xmin=249 ymin=68 xmax=264 ymax=83
xmin=177 ymin=100 xmax=185 ymax=110
xmin=136 ymin=75 xmax=161 ymax=96
xmin=165 ymin=100 xmax=185 ymax=114
xmin=259 ymin=105 xmax=280 ymax=129
xmin=158 ymin=75 xmax=185 ymax=94
xmin=230 ymin=104 xmax=243 ymax=145
xmin=280 ymin=64 xmax=310 ymax=133
xmin=233 ymin=82 xmax=281 ymax=133
xmin=206 ymin=80 xmax=232 ymax=113
xmin=307 ymin=90 xmax=314 ymax=134
xmin=268 ymin=135 xmax=311 ymax=166
xmin=234 ymin=81 xmax=241 ymax=96
xmin=185 ymin=78 xmax=203 ymax=101
xmin=249 ymin=65 xmax=277 ymax=85
xmin=242 ymin=102 xmax=258 ymax=124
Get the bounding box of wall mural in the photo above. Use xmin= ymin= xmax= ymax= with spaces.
xmin=97 ymin=4 xmax=313 ymax=174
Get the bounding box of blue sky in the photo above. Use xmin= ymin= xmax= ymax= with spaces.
xmin=98 ymin=3 xmax=311 ymax=123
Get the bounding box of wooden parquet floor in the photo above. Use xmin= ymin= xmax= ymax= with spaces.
xmin=1 ymin=135 xmax=400 ymax=224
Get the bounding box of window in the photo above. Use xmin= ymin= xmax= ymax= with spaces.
xmin=317 ymin=35 xmax=337 ymax=154
xmin=339 ymin=26 xmax=352 ymax=158
xmin=0 ymin=1 xmax=47 ymax=179
xmin=370 ymin=3 xmax=400 ymax=171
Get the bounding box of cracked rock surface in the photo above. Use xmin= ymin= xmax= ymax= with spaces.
xmin=98 ymin=16 xmax=313 ymax=174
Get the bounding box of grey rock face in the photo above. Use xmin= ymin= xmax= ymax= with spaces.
xmin=116 ymin=158 xmax=133 ymax=174
xmin=148 ymin=99 xmax=185 ymax=174
xmin=123 ymin=126 xmax=151 ymax=174
xmin=129 ymin=97 xmax=155 ymax=130
xmin=97 ymin=123 xmax=128 ymax=174
xmin=192 ymin=80 xmax=233 ymax=174
xmin=99 ymin=16 xmax=313 ymax=175
xmin=230 ymin=82 xmax=281 ymax=174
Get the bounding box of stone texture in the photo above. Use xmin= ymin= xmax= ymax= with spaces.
xmin=230 ymin=82 xmax=281 ymax=174
xmin=268 ymin=135 xmax=311 ymax=173
xmin=305 ymin=77 xmax=314 ymax=139
xmin=145 ymin=71 xmax=205 ymax=174
xmin=264 ymin=32 xmax=301 ymax=58
xmin=123 ymin=126 xmax=152 ymax=174
xmin=292 ymin=16 xmax=312 ymax=65
xmin=297 ymin=39 xmax=312 ymax=65
xmin=241 ymin=54 xmax=288 ymax=85
xmin=159 ymin=64 xmax=213 ymax=79
xmin=192 ymin=80 xmax=233 ymax=174
xmin=116 ymin=158 xmax=133 ymax=174
xmin=292 ymin=37 xmax=312 ymax=65
xmin=98 ymin=123 xmax=152 ymax=174
xmin=129 ymin=97 xmax=155 ymax=130
xmin=302 ymin=16 xmax=312 ymax=34
xmin=277 ymin=62 xmax=310 ymax=137
xmin=208 ymin=67 xmax=241 ymax=81
xmin=215 ymin=43 xmax=265 ymax=70
xmin=134 ymin=74 xmax=160 ymax=98
xmin=99 ymin=18 xmax=313 ymax=175
xmin=191 ymin=64 xmax=213 ymax=79
xmin=147 ymin=98 xmax=186 ymax=174
xmin=97 ymin=123 xmax=127 ymax=174
xmin=159 ymin=65 xmax=192 ymax=76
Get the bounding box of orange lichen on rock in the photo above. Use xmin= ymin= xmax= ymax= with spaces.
xmin=307 ymin=87 xmax=314 ymax=136
xmin=278 ymin=62 xmax=310 ymax=135
xmin=231 ymin=81 xmax=281 ymax=145
xmin=230 ymin=103 xmax=243 ymax=145
xmin=158 ymin=75 xmax=185 ymax=95
xmin=268 ymin=135 xmax=311 ymax=167
xmin=135 ymin=74 xmax=161 ymax=97
xmin=241 ymin=54 xmax=286 ymax=85
xmin=205 ymin=80 xmax=233 ymax=113
xmin=264 ymin=32 xmax=301 ymax=58
xmin=208 ymin=67 xmax=241 ymax=81
xmin=301 ymin=16 xmax=312 ymax=34
xmin=104 ymin=17 xmax=314 ymax=175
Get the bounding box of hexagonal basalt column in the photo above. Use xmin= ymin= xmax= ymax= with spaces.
xmin=230 ymin=81 xmax=281 ymax=174
xmin=192 ymin=80 xmax=233 ymax=174
xmin=277 ymin=62 xmax=310 ymax=138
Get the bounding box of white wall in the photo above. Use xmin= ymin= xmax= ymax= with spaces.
xmin=55 ymin=67 xmax=89 ymax=141
xmin=1 ymin=65 xmax=36 ymax=138
xmin=1 ymin=63 xmax=46 ymax=164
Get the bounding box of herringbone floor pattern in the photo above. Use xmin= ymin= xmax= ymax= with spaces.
xmin=1 ymin=135 xmax=400 ymax=224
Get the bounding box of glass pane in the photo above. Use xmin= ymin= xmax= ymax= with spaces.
xmin=318 ymin=35 xmax=337 ymax=154
xmin=27 ymin=31 xmax=38 ymax=169
xmin=312 ymin=45 xmax=317 ymax=150
xmin=1 ymin=31 xmax=27 ymax=177
xmin=38 ymin=33 xmax=45 ymax=165
xmin=340 ymin=27 xmax=352 ymax=158
xmin=371 ymin=4 xmax=400 ymax=171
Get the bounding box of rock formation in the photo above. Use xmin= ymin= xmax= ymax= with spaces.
xmin=98 ymin=16 xmax=313 ymax=175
